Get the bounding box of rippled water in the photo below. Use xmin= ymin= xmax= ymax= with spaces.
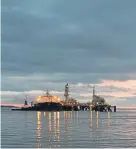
xmin=1 ymin=107 xmax=136 ymax=148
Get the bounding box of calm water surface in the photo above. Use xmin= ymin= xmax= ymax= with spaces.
xmin=1 ymin=107 xmax=136 ymax=148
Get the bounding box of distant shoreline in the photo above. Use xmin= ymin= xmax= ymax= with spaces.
xmin=1 ymin=105 xmax=17 ymax=108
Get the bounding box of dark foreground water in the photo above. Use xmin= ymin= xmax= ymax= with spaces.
xmin=1 ymin=107 xmax=136 ymax=148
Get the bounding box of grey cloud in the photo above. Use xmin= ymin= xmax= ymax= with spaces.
xmin=2 ymin=73 xmax=136 ymax=92
xmin=2 ymin=0 xmax=136 ymax=76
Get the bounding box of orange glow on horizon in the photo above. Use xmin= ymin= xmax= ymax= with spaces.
xmin=0 ymin=104 xmax=24 ymax=107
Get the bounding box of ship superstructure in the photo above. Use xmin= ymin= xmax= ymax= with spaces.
xmin=92 ymin=86 xmax=105 ymax=105
xmin=91 ymin=86 xmax=112 ymax=111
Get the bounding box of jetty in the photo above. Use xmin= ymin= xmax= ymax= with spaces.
xmin=11 ymin=83 xmax=116 ymax=112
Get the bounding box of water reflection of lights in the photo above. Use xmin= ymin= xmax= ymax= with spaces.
xmin=90 ymin=111 xmax=93 ymax=128
xmin=53 ymin=112 xmax=60 ymax=147
xmin=48 ymin=112 xmax=52 ymax=142
xmin=64 ymin=111 xmax=68 ymax=132
xmin=108 ymin=112 xmax=110 ymax=128
xmin=54 ymin=112 xmax=56 ymax=141
xmin=48 ymin=112 xmax=60 ymax=147
xmin=63 ymin=111 xmax=73 ymax=141
xmin=76 ymin=111 xmax=78 ymax=125
xmin=56 ymin=112 xmax=60 ymax=142
xmin=68 ymin=111 xmax=73 ymax=141
xmin=64 ymin=111 xmax=66 ymax=133
xmin=64 ymin=111 xmax=67 ymax=119
xmin=96 ymin=111 xmax=99 ymax=128
xmin=44 ymin=112 xmax=46 ymax=117
xmin=107 ymin=112 xmax=111 ymax=138
xmin=37 ymin=111 xmax=42 ymax=148
xmin=89 ymin=111 xmax=111 ymax=136
xmin=53 ymin=112 xmax=57 ymax=141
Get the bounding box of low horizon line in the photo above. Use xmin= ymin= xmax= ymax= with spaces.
xmin=1 ymin=103 xmax=136 ymax=109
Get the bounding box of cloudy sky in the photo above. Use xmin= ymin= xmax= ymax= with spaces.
xmin=1 ymin=0 xmax=136 ymax=106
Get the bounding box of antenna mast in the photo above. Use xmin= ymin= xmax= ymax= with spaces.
xmin=46 ymin=88 xmax=51 ymax=102
xmin=93 ymin=86 xmax=95 ymax=97
xmin=46 ymin=88 xmax=49 ymax=96
xmin=64 ymin=83 xmax=69 ymax=103
xmin=92 ymin=86 xmax=95 ymax=103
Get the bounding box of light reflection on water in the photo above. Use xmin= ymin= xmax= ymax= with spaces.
xmin=1 ymin=108 xmax=136 ymax=148
xmin=90 ymin=111 xmax=92 ymax=128
xmin=96 ymin=111 xmax=99 ymax=128
xmin=37 ymin=112 xmax=42 ymax=148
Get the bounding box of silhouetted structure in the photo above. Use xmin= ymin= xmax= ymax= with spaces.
xmin=11 ymin=84 xmax=116 ymax=112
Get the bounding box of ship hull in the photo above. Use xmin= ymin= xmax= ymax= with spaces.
xmin=11 ymin=102 xmax=79 ymax=111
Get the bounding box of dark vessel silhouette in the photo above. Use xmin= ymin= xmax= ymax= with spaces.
xmin=11 ymin=86 xmax=73 ymax=111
